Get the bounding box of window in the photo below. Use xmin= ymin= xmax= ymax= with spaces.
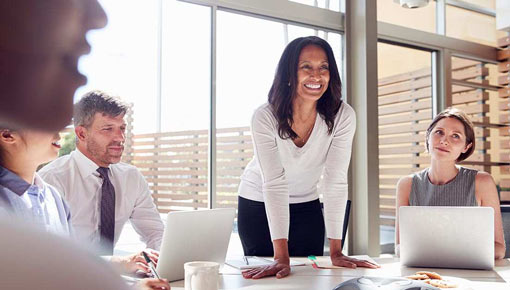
xmin=377 ymin=43 xmax=433 ymax=253
xmin=215 ymin=10 xmax=343 ymax=208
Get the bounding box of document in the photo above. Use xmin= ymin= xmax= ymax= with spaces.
xmin=313 ymin=255 xmax=378 ymax=269
xmin=225 ymin=256 xmax=305 ymax=270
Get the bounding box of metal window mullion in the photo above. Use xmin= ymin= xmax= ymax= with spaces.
xmin=432 ymin=49 xmax=451 ymax=116
xmin=208 ymin=5 xmax=217 ymax=210
xmin=436 ymin=0 xmax=446 ymax=35
xmin=156 ymin=0 xmax=163 ymax=132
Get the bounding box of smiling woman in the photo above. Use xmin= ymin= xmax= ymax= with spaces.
xmin=237 ymin=36 xmax=379 ymax=280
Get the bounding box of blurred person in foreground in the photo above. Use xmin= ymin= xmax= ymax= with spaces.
xmin=0 ymin=0 xmax=169 ymax=289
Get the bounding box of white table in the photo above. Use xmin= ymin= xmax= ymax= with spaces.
xmin=169 ymin=257 xmax=510 ymax=289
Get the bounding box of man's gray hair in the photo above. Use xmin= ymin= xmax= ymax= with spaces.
xmin=74 ymin=90 xmax=128 ymax=127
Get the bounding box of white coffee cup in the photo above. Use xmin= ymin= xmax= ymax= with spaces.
xmin=184 ymin=261 xmax=220 ymax=290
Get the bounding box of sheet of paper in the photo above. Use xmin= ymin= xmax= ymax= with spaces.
xmin=225 ymin=256 xmax=305 ymax=270
xmin=314 ymin=255 xmax=378 ymax=269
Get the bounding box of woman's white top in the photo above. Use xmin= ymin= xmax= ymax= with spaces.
xmin=238 ymin=102 xmax=356 ymax=241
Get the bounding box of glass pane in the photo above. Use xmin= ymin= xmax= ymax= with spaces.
xmin=216 ymin=10 xmax=343 ymax=211
xmin=458 ymin=0 xmax=495 ymax=9
xmin=377 ymin=43 xmax=432 ymax=254
xmin=289 ymin=0 xmax=341 ymax=12
xmin=450 ymin=56 xmax=500 ymax=192
xmin=377 ymin=0 xmax=436 ymax=33
xmin=148 ymin=1 xmax=211 ymax=213
xmin=446 ymin=5 xmax=505 ymax=46
xmin=77 ymin=0 xmax=159 ymax=134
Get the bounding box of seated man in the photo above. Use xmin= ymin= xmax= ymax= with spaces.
xmin=39 ymin=90 xmax=164 ymax=255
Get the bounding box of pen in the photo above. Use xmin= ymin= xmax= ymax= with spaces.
xmin=243 ymin=256 xmax=250 ymax=265
xmin=142 ymin=251 xmax=161 ymax=279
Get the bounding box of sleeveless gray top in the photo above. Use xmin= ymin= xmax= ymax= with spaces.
xmin=409 ymin=167 xmax=478 ymax=206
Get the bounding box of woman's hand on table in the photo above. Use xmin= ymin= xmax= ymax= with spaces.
xmin=241 ymin=257 xmax=291 ymax=279
xmin=330 ymin=251 xmax=380 ymax=269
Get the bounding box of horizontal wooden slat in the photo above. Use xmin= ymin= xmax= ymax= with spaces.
xmin=379 ymin=100 xmax=431 ymax=116
xmin=500 ymin=179 xmax=510 ymax=188
xmin=500 ymin=139 xmax=510 ymax=149
xmin=135 ymin=127 xmax=250 ymax=139
xmin=452 ymin=65 xmax=487 ymax=81
xmin=379 ymin=178 xmax=400 ymax=186
xmin=499 ymin=88 xmax=510 ymax=98
xmin=379 ymin=123 xmax=429 ymax=135
xmin=500 ymin=191 xmax=510 ymax=202
xmin=501 ymin=113 xmax=510 ymax=124
xmin=452 ymin=91 xmax=488 ymax=105
xmin=378 ymin=87 xmax=431 ymax=106
xmin=132 ymin=151 xmax=253 ymax=161
xmin=499 ymin=127 xmax=510 ymax=136
xmin=133 ymin=135 xmax=252 ymax=146
xmin=141 ymin=169 xmax=207 ymax=176
xmin=147 ymin=177 xmax=240 ymax=184
xmin=499 ymin=74 xmax=510 ymax=86
xmin=379 ymin=133 xmax=426 ymax=145
xmin=498 ymin=36 xmax=510 ymax=48
xmin=378 ymin=111 xmax=431 ymax=126
xmin=151 ymin=185 xmax=238 ymax=193
xmin=500 ymin=61 xmax=510 ymax=73
xmin=452 ymin=103 xmax=489 ymax=115
xmin=379 ymin=141 xmax=488 ymax=156
xmin=132 ymin=143 xmax=253 ymax=154
xmin=451 ymin=58 xmax=480 ymax=69
xmin=379 ymin=156 xmax=430 ymax=165
xmin=379 ymin=167 xmax=425 ymax=175
xmin=156 ymin=201 xmax=208 ymax=208
xmin=501 ymin=100 xmax=510 ymax=113
xmin=379 ymin=145 xmax=424 ymax=155
xmin=378 ymin=67 xmax=430 ymax=86
xmin=498 ymin=49 xmax=510 ymax=61
xmin=379 ymin=77 xmax=431 ymax=97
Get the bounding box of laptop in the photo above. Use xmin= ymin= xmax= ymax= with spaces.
xmin=156 ymin=208 xmax=236 ymax=281
xmin=399 ymin=206 xmax=494 ymax=270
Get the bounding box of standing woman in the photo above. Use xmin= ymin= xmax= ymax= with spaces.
xmin=238 ymin=36 xmax=379 ymax=280
xmin=395 ymin=108 xmax=505 ymax=259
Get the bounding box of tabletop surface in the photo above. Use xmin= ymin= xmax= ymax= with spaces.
xmin=168 ymin=256 xmax=510 ymax=290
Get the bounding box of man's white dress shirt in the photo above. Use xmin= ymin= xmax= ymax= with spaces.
xmin=39 ymin=149 xmax=164 ymax=250
xmin=238 ymin=102 xmax=356 ymax=241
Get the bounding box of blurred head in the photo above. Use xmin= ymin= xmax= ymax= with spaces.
xmin=0 ymin=0 xmax=107 ymax=132
xmin=74 ymin=91 xmax=128 ymax=167
xmin=268 ymin=36 xmax=342 ymax=139
xmin=0 ymin=128 xmax=61 ymax=168
xmin=425 ymin=108 xmax=475 ymax=163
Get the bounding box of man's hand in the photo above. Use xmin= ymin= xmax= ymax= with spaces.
xmin=330 ymin=251 xmax=380 ymax=269
xmin=111 ymin=249 xmax=160 ymax=274
xmin=241 ymin=257 xmax=291 ymax=279
xmin=135 ymin=278 xmax=170 ymax=290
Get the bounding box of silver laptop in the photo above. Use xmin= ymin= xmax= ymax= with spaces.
xmin=399 ymin=206 xmax=494 ymax=270
xmin=156 ymin=208 xmax=236 ymax=281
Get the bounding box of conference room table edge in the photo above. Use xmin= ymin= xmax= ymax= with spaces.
xmin=168 ymin=256 xmax=510 ymax=290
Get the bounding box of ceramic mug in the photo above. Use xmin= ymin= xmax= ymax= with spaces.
xmin=184 ymin=261 xmax=220 ymax=290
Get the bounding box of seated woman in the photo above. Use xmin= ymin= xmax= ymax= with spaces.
xmin=0 ymin=128 xmax=170 ymax=290
xmin=395 ymin=108 xmax=505 ymax=259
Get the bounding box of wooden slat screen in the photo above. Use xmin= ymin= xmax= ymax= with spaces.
xmin=129 ymin=127 xmax=252 ymax=213
xmin=378 ymin=57 xmax=493 ymax=227
xmin=498 ymin=36 xmax=510 ymax=202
